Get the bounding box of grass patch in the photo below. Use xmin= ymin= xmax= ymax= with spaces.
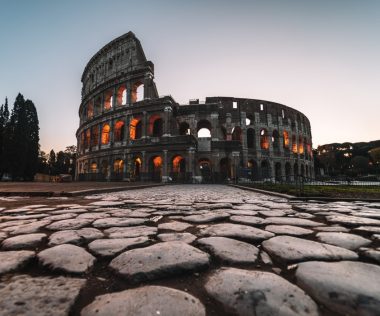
xmin=243 ymin=183 xmax=380 ymax=199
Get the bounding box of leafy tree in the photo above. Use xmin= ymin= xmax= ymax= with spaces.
xmin=352 ymin=156 xmax=369 ymax=175
xmin=55 ymin=151 xmax=66 ymax=174
xmin=48 ymin=149 xmax=56 ymax=175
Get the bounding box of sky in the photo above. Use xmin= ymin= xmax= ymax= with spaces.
xmin=0 ymin=0 xmax=379 ymax=152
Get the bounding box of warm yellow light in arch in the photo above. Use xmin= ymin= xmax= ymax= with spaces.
xmin=153 ymin=156 xmax=162 ymax=168
xmin=101 ymin=124 xmax=110 ymax=144
xmin=172 ymin=155 xmax=184 ymax=172
xmin=129 ymin=118 xmax=140 ymax=140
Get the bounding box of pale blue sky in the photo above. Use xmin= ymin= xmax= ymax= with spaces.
xmin=0 ymin=0 xmax=379 ymax=152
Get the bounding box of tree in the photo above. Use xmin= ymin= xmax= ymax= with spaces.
xmin=48 ymin=149 xmax=56 ymax=175
xmin=3 ymin=94 xmax=40 ymax=180
xmin=352 ymin=156 xmax=369 ymax=175
xmin=0 ymin=97 xmax=9 ymax=178
xmin=64 ymin=145 xmax=77 ymax=177
xmin=55 ymin=151 xmax=66 ymax=174
xmin=23 ymin=99 xmax=40 ymax=180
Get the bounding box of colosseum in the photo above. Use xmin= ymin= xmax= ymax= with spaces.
xmin=76 ymin=32 xmax=314 ymax=183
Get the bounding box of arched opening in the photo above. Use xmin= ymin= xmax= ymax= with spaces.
xmin=87 ymin=101 xmax=94 ymax=118
xmin=307 ymin=140 xmax=312 ymax=157
xmin=246 ymin=114 xmax=254 ymax=126
xmin=83 ymin=162 xmax=88 ymax=174
xmin=261 ymin=160 xmax=270 ymax=179
xmin=275 ymin=162 xmax=282 ymax=181
xmin=294 ymin=162 xmax=299 ymax=177
xmin=104 ymin=90 xmax=113 ymax=110
xmin=101 ymin=160 xmax=109 ymax=177
xmin=198 ymin=128 xmax=211 ymax=138
xmin=85 ymin=129 xmax=91 ymax=149
xmin=199 ymin=158 xmax=211 ymax=183
xmin=131 ymin=82 xmax=144 ymax=103
xmin=80 ymin=132 xmax=85 ymax=151
xmin=197 ymin=120 xmax=212 ymax=138
xmin=149 ymin=156 xmax=162 ymax=181
xmin=91 ymin=125 xmax=99 ymax=147
xmin=272 ymin=130 xmax=280 ymax=150
xmin=247 ymin=128 xmax=255 ymax=149
xmin=292 ymin=135 xmax=298 ymax=153
xmin=232 ymin=126 xmax=242 ymax=142
xmin=172 ymin=155 xmax=186 ymax=181
xmin=283 ymin=131 xmax=289 ymax=149
xmin=247 ymin=159 xmax=258 ymax=180
xmin=260 ymin=129 xmax=269 ymax=150
xmin=113 ymin=159 xmax=124 ymax=174
xmin=220 ymin=157 xmax=231 ymax=181
xmin=101 ymin=124 xmax=110 ymax=145
xmin=114 ymin=121 xmax=125 ymax=142
xmin=94 ymin=96 xmax=102 ymax=115
xmin=221 ymin=126 xmax=227 ymax=140
xmin=172 ymin=155 xmax=185 ymax=173
xmin=179 ymin=122 xmax=190 ymax=135
xmin=90 ymin=162 xmax=97 ymax=173
xmin=149 ymin=115 xmax=163 ymax=137
xmin=133 ymin=157 xmax=142 ymax=179
xmin=285 ymin=162 xmax=291 ymax=182
xmin=298 ymin=136 xmax=304 ymax=154
xmin=130 ymin=118 xmax=142 ymax=140
xmin=116 ymin=86 xmax=127 ymax=106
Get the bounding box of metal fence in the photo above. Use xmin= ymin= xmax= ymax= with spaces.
xmin=236 ymin=173 xmax=380 ymax=196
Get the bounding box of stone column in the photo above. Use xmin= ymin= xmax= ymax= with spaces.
xmin=101 ymin=94 xmax=105 ymax=114
xmin=162 ymin=150 xmax=168 ymax=182
xmin=124 ymin=116 xmax=130 ymax=144
xmin=231 ymin=151 xmax=240 ymax=182
xmin=225 ymin=113 xmax=232 ymax=140
xmin=210 ymin=112 xmax=219 ymax=141
xmin=98 ymin=124 xmax=102 ymax=148
xmin=163 ymin=106 xmax=172 ymax=137
xmin=142 ymin=111 xmax=147 ymax=139
xmin=187 ymin=147 xmax=195 ymax=182
xmin=141 ymin=151 xmax=146 ymax=181
xmin=112 ymin=86 xmax=117 ymax=109
xmin=143 ymin=74 xmax=152 ymax=100
xmin=241 ymin=112 xmax=248 ymax=167
xmin=126 ymin=82 xmax=132 ymax=105
xmin=109 ymin=120 xmax=114 ymax=146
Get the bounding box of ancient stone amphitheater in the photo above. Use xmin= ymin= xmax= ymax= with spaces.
xmin=76 ymin=32 xmax=314 ymax=182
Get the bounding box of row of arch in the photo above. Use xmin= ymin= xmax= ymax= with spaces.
xmin=83 ymin=82 xmax=145 ymax=120
xmin=80 ymin=118 xmax=312 ymax=157
xmin=80 ymin=115 xmax=164 ymax=148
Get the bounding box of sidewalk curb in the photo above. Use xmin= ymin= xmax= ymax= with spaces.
xmin=63 ymin=183 xmax=165 ymax=196
xmin=0 ymin=183 xmax=165 ymax=197
xmin=229 ymin=184 xmax=294 ymax=199
xmin=229 ymin=184 xmax=380 ymax=202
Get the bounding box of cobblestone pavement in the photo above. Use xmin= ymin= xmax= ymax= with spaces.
xmin=1 ymin=185 xmax=380 ymax=316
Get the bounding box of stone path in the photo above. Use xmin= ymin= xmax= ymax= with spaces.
xmin=0 ymin=185 xmax=380 ymax=315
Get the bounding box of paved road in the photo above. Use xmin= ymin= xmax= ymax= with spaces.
xmin=0 ymin=185 xmax=380 ymax=315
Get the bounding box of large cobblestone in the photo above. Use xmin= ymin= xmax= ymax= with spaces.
xmin=1 ymin=185 xmax=379 ymax=315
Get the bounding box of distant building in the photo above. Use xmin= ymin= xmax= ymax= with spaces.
xmin=76 ymin=32 xmax=314 ymax=182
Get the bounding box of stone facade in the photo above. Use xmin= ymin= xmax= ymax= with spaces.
xmin=76 ymin=32 xmax=314 ymax=182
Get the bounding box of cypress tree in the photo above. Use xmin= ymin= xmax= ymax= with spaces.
xmin=23 ymin=99 xmax=40 ymax=180
xmin=48 ymin=149 xmax=56 ymax=175
xmin=0 ymin=97 xmax=9 ymax=178
xmin=3 ymin=94 xmax=40 ymax=180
